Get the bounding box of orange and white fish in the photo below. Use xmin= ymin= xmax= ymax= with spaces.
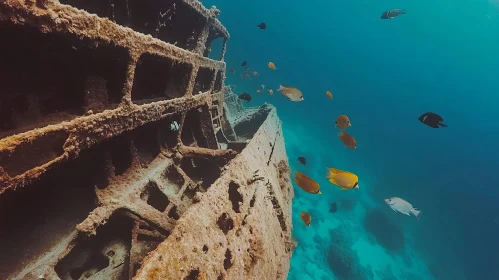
xmin=294 ymin=171 xmax=322 ymax=194
xmin=300 ymin=211 xmax=311 ymax=226
xmin=339 ymin=131 xmax=356 ymax=149
xmin=385 ymin=197 xmax=422 ymax=220
xmin=336 ymin=115 xmax=351 ymax=130
xmin=326 ymin=90 xmax=333 ymax=100
xmin=326 ymin=168 xmax=359 ymax=190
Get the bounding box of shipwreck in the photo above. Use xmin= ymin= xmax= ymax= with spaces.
xmin=0 ymin=0 xmax=295 ymax=279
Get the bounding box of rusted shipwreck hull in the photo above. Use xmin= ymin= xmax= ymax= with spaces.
xmin=0 ymin=0 xmax=294 ymax=279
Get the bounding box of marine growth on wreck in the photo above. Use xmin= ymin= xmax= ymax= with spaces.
xmin=0 ymin=1 xmax=295 ymax=279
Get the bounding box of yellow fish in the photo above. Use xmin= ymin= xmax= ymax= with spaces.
xmin=268 ymin=61 xmax=277 ymax=70
xmin=325 ymin=168 xmax=359 ymax=190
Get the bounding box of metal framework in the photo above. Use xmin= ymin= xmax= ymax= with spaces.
xmin=0 ymin=1 xmax=294 ymax=279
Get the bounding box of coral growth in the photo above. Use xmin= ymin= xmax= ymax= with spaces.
xmin=327 ymin=245 xmax=367 ymax=280
xmin=326 ymin=226 xmax=369 ymax=280
xmin=363 ymin=208 xmax=405 ymax=252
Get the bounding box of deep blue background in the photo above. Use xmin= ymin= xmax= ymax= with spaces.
xmin=204 ymin=0 xmax=499 ymax=278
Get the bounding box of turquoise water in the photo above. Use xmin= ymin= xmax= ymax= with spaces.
xmin=205 ymin=0 xmax=499 ymax=279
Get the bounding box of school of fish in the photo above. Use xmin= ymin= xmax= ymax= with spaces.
xmin=226 ymin=16 xmax=442 ymax=227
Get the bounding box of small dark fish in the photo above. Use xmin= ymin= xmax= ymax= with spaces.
xmin=229 ymin=68 xmax=235 ymax=73
xmin=329 ymin=202 xmax=338 ymax=213
xmin=238 ymin=93 xmax=252 ymax=102
xmin=257 ymin=22 xmax=266 ymax=29
xmin=298 ymin=157 xmax=307 ymax=165
xmin=418 ymin=112 xmax=447 ymax=128
xmin=381 ymin=9 xmax=406 ymax=19
xmin=241 ymin=61 xmax=248 ymax=67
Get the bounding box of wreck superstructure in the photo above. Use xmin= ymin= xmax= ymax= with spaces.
xmin=0 ymin=1 xmax=294 ymax=279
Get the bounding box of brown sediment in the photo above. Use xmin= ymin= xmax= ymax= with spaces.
xmin=0 ymin=1 xmax=294 ymax=279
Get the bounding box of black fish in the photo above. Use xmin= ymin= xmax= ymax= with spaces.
xmin=257 ymin=22 xmax=266 ymax=29
xmin=381 ymin=9 xmax=406 ymax=19
xmin=418 ymin=112 xmax=448 ymax=128
xmin=298 ymin=157 xmax=306 ymax=165
xmin=238 ymin=93 xmax=252 ymax=102
xmin=241 ymin=61 xmax=247 ymax=67
xmin=329 ymin=202 xmax=338 ymax=213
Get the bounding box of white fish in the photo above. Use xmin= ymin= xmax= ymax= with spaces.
xmin=384 ymin=197 xmax=422 ymax=220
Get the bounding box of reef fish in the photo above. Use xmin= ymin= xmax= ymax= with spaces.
xmin=385 ymin=197 xmax=422 ymax=220
xmin=268 ymin=89 xmax=274 ymax=95
xmin=256 ymin=89 xmax=262 ymax=93
xmin=253 ymin=71 xmax=259 ymax=76
xmin=268 ymin=62 xmax=277 ymax=70
xmin=241 ymin=61 xmax=248 ymax=67
xmin=261 ymin=84 xmax=265 ymax=89
xmin=418 ymin=112 xmax=448 ymax=128
xmin=300 ymin=211 xmax=312 ymax=226
xmin=329 ymin=202 xmax=338 ymax=213
xmin=326 ymin=168 xmax=359 ymax=190
xmin=298 ymin=157 xmax=306 ymax=165
xmin=229 ymin=68 xmax=235 ymax=73
xmin=294 ymin=171 xmax=322 ymax=194
xmin=278 ymin=85 xmax=304 ymax=102
xmin=339 ymin=131 xmax=356 ymax=149
xmin=326 ymin=90 xmax=333 ymax=100
xmin=381 ymin=9 xmax=406 ymax=19
xmin=257 ymin=22 xmax=267 ymax=29
xmin=238 ymin=93 xmax=252 ymax=102
xmin=335 ymin=115 xmax=351 ymax=130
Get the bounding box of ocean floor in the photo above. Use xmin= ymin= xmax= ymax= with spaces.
xmin=282 ymin=123 xmax=437 ymax=280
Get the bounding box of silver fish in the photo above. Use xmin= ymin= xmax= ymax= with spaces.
xmin=278 ymin=85 xmax=304 ymax=102
xmin=385 ymin=197 xmax=422 ymax=220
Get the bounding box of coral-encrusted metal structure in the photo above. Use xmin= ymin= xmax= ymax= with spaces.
xmin=0 ymin=1 xmax=294 ymax=279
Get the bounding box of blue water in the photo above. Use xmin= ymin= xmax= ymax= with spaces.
xmin=205 ymin=0 xmax=499 ymax=279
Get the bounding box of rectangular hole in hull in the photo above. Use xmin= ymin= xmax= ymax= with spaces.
xmin=204 ymin=29 xmax=225 ymax=60
xmin=181 ymin=108 xmax=210 ymax=148
xmin=0 ymin=130 xmax=68 ymax=177
xmin=0 ymin=23 xmax=128 ymax=139
xmin=131 ymin=53 xmax=192 ymax=104
xmin=193 ymin=68 xmax=215 ymax=95
xmin=0 ymin=146 xmax=101 ymax=279
xmin=140 ymin=181 xmax=170 ymax=212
